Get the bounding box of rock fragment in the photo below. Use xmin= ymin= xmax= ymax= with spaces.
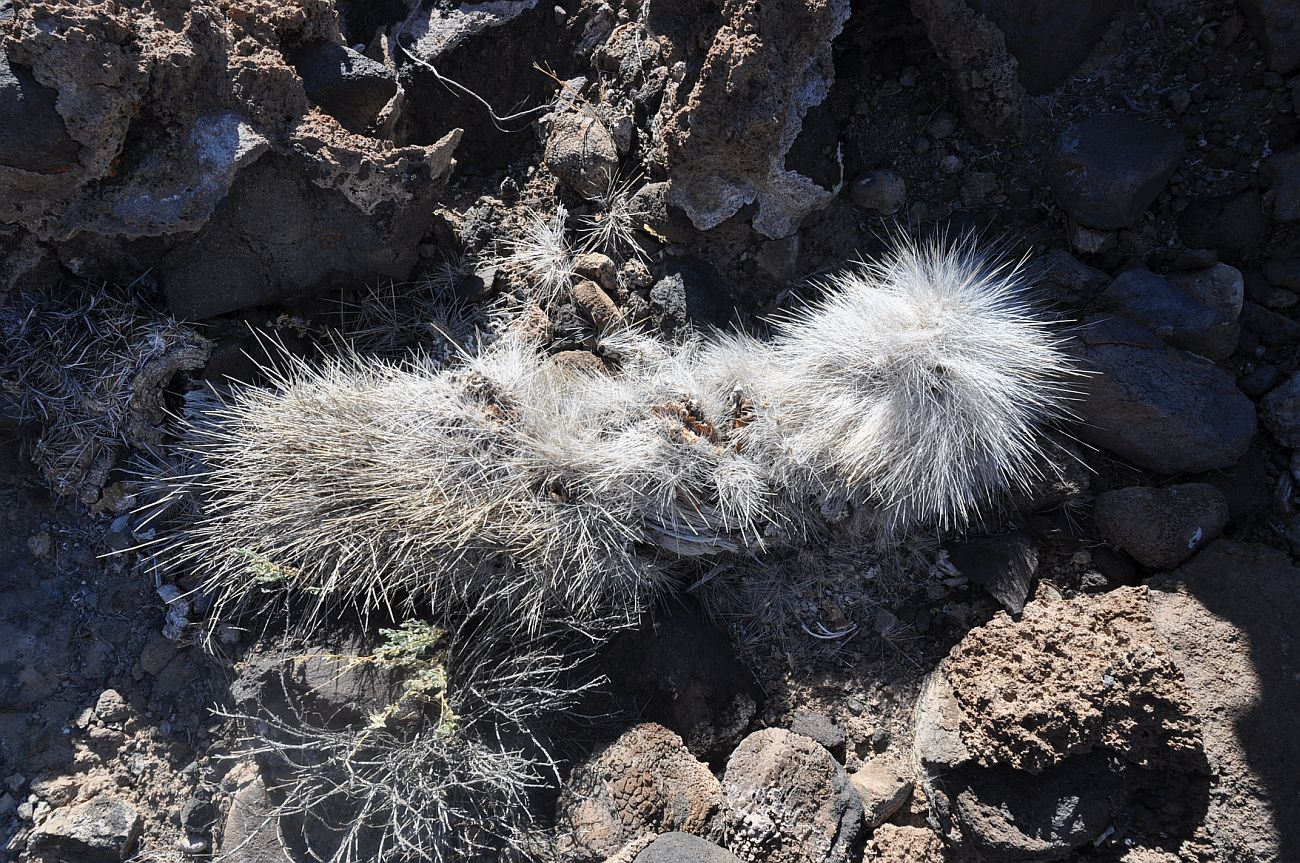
xmin=555 ymin=723 xmax=722 ymax=861
xmin=716 ymin=728 xmax=862 ymax=863
xmin=1102 ymin=268 xmax=1238 ymax=360
xmin=544 ymin=112 xmax=618 ymax=199
xmin=27 ymin=797 xmax=141 ymax=863
xmin=1050 ymin=115 xmax=1184 ymax=229
xmin=1069 ymin=315 xmax=1256 ymax=473
xmin=1093 ymin=484 xmax=1229 ymax=570
xmin=1261 ymin=373 xmax=1300 ymax=447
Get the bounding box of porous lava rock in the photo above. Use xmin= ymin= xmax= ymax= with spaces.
xmin=715 ymin=728 xmax=862 ymax=863
xmin=554 ymin=723 xmax=723 ymax=862
xmin=655 ymin=0 xmax=850 ymax=238
xmin=913 ymin=588 xmax=1208 ymax=861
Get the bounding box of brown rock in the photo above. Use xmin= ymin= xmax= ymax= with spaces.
xmin=544 ymin=112 xmax=618 ymax=200
xmin=657 ymin=0 xmax=850 ymax=237
xmin=554 ymin=723 xmax=722 ymax=862
xmin=849 ymin=757 xmax=912 ymax=829
xmin=572 ymin=279 xmax=623 ymax=331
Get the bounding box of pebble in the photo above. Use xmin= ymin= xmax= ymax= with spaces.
xmin=1261 ymin=373 xmax=1300 ymax=447
xmin=850 ymin=169 xmax=906 ymax=215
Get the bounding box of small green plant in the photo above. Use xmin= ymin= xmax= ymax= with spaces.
xmin=369 ymin=620 xmax=455 ymax=733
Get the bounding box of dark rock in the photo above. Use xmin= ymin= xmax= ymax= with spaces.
xmin=1262 ymin=373 xmax=1300 ymax=447
xmin=1094 ymin=484 xmax=1228 ymax=570
xmin=911 ymin=0 xmax=1026 ymax=137
xmin=634 ymin=832 xmax=742 ymax=863
xmin=717 ymin=728 xmax=862 ymax=863
xmin=1011 ymin=434 xmax=1090 ymax=513
xmin=1202 ymin=449 xmax=1272 ymax=526
xmin=1262 ymin=256 xmax=1300 ymax=291
xmin=1050 ymin=115 xmax=1184 ymax=229
xmin=543 ymin=112 xmax=617 ymax=200
xmin=160 ymin=146 xmax=455 ymax=319
xmin=790 ymin=708 xmax=846 ymax=758
xmin=850 ymin=169 xmax=906 ymax=215
xmin=1033 ymin=249 xmax=1109 ymax=308
xmin=1179 ymin=189 xmax=1267 ymax=260
xmin=27 ymin=797 xmax=141 ymax=862
xmin=398 ymin=1 xmax=572 ymax=173
xmin=630 ymin=181 xmax=692 ymax=245
xmin=1241 ymin=300 xmax=1300 ymax=344
xmin=180 ymin=794 xmax=217 ymax=833
xmin=1238 ymin=364 xmax=1280 ymax=398
xmin=602 ymin=605 xmax=761 ymax=763
xmin=0 ymin=52 xmax=79 ymax=173
xmin=229 ymin=630 xmax=404 ymax=731
xmin=1265 ymin=144 xmax=1300 ymax=220
xmin=951 ymin=759 xmax=1118 ymax=860
xmin=1167 ymin=263 xmax=1245 ymax=320
xmin=945 ymin=531 xmax=1039 ymax=615
xmin=1102 ymin=269 xmax=1238 ymax=360
xmin=1069 ymin=315 xmax=1256 ymax=473
xmin=966 ymin=0 xmax=1122 ymax=94
xmin=1241 ymin=0 xmax=1300 ymax=73
xmin=650 ymin=258 xmax=736 ymax=335
xmin=1088 ymin=545 xmax=1141 ymax=587
xmin=290 ymin=41 xmax=398 ymax=134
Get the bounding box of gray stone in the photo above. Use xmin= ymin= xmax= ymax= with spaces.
xmin=634 ymin=833 xmax=743 ymax=863
xmin=790 ymin=708 xmax=845 ymax=757
xmin=1033 ymin=249 xmax=1109 ymax=308
xmin=1266 ymin=145 xmax=1300 ymax=221
xmin=218 ymin=771 xmax=294 ymax=862
xmin=28 ymin=797 xmax=141 ymax=862
xmin=1093 ymin=483 xmax=1229 ymax=570
xmin=290 ymin=41 xmax=398 ymax=134
xmin=0 ymin=51 xmax=79 ymax=173
xmin=717 ymin=729 xmax=862 ymax=863
xmin=1261 ymin=373 xmax=1300 ymax=447
xmin=1069 ymin=315 xmax=1256 ymax=473
xmin=1242 ymin=300 xmax=1300 ymax=344
xmin=1241 ymin=0 xmax=1300 ymax=73
xmin=945 ymin=531 xmax=1039 ymax=615
xmin=965 ymin=0 xmax=1122 ymax=94
xmin=850 ymin=169 xmax=906 ymax=215
xmin=1050 ymin=115 xmax=1184 ymax=229
xmin=93 ymin=689 xmax=129 ymax=724
xmin=160 ymin=140 xmax=456 ymax=319
xmin=650 ymin=258 xmax=735 ymax=336
xmin=1168 ymin=262 xmax=1245 ymax=319
xmin=1102 ymin=268 xmax=1238 ymax=360
xmin=544 ymin=112 xmax=617 ymax=200
xmin=849 ymin=758 xmax=912 ymax=830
